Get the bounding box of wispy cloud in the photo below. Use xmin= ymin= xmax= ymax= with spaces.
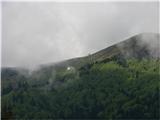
xmin=2 ymin=2 xmax=159 ymax=69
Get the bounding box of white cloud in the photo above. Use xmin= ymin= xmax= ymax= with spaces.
xmin=2 ymin=2 xmax=159 ymax=69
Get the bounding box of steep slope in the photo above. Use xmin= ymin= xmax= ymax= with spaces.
xmin=40 ymin=33 xmax=159 ymax=71
xmin=26 ymin=32 xmax=159 ymax=83
xmin=84 ymin=32 xmax=159 ymax=62
xmin=2 ymin=33 xmax=159 ymax=75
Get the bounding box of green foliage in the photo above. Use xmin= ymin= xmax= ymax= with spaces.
xmin=1 ymin=59 xmax=160 ymax=119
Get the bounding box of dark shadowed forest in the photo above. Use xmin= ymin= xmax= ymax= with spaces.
xmin=1 ymin=33 xmax=160 ymax=119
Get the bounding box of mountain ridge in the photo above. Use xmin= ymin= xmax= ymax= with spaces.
xmin=40 ymin=32 xmax=159 ymax=70
xmin=1 ymin=33 xmax=159 ymax=73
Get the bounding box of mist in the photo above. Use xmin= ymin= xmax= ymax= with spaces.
xmin=2 ymin=2 xmax=159 ymax=69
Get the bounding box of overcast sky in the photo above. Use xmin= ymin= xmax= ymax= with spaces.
xmin=2 ymin=2 xmax=159 ymax=69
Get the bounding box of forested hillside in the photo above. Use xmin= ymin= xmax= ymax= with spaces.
xmin=2 ymin=58 xmax=159 ymax=119
xmin=1 ymin=33 xmax=160 ymax=119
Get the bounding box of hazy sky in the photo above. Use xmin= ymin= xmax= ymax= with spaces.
xmin=2 ymin=2 xmax=159 ymax=69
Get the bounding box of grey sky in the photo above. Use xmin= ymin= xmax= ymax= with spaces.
xmin=2 ymin=2 xmax=159 ymax=69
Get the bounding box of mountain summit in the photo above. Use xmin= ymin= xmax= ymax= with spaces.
xmin=49 ymin=33 xmax=159 ymax=70
xmin=92 ymin=33 xmax=159 ymax=60
xmin=2 ymin=33 xmax=159 ymax=72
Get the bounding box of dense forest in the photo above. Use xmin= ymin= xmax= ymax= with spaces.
xmin=1 ymin=58 xmax=159 ymax=119
xmin=2 ymin=33 xmax=160 ymax=119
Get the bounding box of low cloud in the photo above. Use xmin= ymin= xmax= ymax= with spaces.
xmin=2 ymin=2 xmax=159 ymax=69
